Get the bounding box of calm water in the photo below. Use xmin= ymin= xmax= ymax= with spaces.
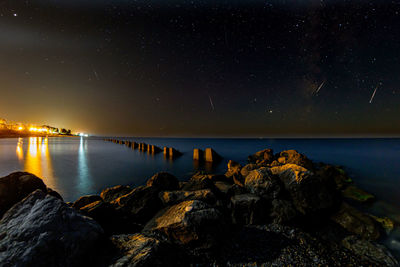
xmin=0 ymin=137 xmax=399 ymax=255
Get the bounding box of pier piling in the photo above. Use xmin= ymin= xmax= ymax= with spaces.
xmin=193 ymin=149 xmax=203 ymax=161
xmin=204 ymin=148 xmax=221 ymax=162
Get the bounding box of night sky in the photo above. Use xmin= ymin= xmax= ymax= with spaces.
xmin=1 ymin=0 xmax=400 ymax=137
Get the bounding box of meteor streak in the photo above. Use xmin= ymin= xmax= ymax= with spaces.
xmin=369 ymin=85 xmax=378 ymax=103
xmin=208 ymin=94 xmax=215 ymax=111
xmin=314 ymin=81 xmax=325 ymax=94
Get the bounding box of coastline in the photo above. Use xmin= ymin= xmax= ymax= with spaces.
xmin=0 ymin=148 xmax=398 ymax=266
xmin=0 ymin=132 xmax=73 ymax=139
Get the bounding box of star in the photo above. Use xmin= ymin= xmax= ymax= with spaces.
xmin=13 ymin=13 xmax=18 ymax=17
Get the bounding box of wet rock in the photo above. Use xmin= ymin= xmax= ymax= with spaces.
xmin=342 ymin=235 xmax=398 ymax=266
xmin=191 ymin=172 xmax=228 ymax=183
xmin=274 ymin=165 xmax=338 ymax=215
xmin=214 ymin=182 xmax=246 ymax=206
xmin=214 ymin=181 xmax=232 ymax=195
xmin=370 ymin=215 xmax=395 ymax=232
xmin=101 ymin=185 xmax=133 ymax=203
xmin=331 ymin=203 xmax=380 ymax=240
xmin=190 ymin=172 xmax=225 ymax=182
xmin=270 ymin=163 xmax=309 ymax=178
xmin=227 ymin=160 xmax=241 ymax=173
xmin=0 ymin=171 xmax=47 ymax=218
xmin=317 ymin=164 xmax=352 ymax=189
xmin=144 ymin=200 xmax=224 ymax=248
xmin=225 ymin=160 xmax=243 ymax=186
xmin=230 ymin=194 xmax=267 ymax=225
xmin=159 ymin=189 xmax=216 ymax=205
xmin=270 ymin=199 xmax=298 ymax=224
xmin=214 ymin=181 xmax=244 ymax=195
xmin=178 ymin=181 xmax=188 ymax=189
xmin=0 ymin=190 xmax=103 ymax=267
xmin=146 ymin=172 xmax=179 ymax=191
xmin=247 ymin=148 xmax=274 ymax=164
xmin=342 ymin=185 xmax=375 ymax=203
xmin=72 ymin=194 xmax=103 ymax=209
xmin=244 ymin=167 xmax=282 ymax=199
xmin=277 ymin=150 xmax=314 ymax=169
xmin=182 ymin=175 xmax=219 ymax=192
xmin=270 ymin=160 xmax=281 ymax=167
xmin=110 ymin=234 xmax=185 ymax=266
xmin=46 ymin=188 xmax=63 ymax=200
xmin=225 ymin=160 xmax=241 ymax=177
xmin=80 ymin=200 xmax=141 ymax=235
xmin=239 ymin=163 xmax=258 ymax=178
xmin=111 ymin=186 xmax=163 ymax=224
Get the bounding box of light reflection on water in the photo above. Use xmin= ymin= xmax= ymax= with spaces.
xmin=15 ymin=137 xmax=56 ymax=189
xmin=77 ymin=137 xmax=91 ymax=194
xmin=0 ymin=137 xmax=399 ymax=258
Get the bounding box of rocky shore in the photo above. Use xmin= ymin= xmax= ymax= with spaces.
xmin=0 ymin=149 xmax=398 ymax=266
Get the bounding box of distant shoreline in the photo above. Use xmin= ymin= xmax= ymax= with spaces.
xmin=0 ymin=132 xmax=73 ymax=139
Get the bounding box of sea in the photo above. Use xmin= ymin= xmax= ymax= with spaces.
xmin=0 ymin=136 xmax=399 ymax=256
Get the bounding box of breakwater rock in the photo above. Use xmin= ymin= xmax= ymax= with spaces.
xmin=0 ymin=149 xmax=398 ymax=266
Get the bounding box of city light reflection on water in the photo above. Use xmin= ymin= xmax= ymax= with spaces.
xmin=18 ymin=137 xmax=55 ymax=189
xmin=2 ymin=137 xmax=400 ymax=258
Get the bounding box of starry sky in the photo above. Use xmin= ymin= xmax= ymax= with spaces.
xmin=1 ymin=0 xmax=399 ymax=137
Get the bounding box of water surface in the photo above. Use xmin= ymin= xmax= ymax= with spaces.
xmin=0 ymin=137 xmax=399 ymax=255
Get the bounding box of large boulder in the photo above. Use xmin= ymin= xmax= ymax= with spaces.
xmin=270 ymin=163 xmax=309 ymax=178
xmin=181 ymin=175 xmax=219 ymax=192
xmin=111 ymin=186 xmax=163 ymax=225
xmin=109 ymin=173 xmax=184 ymax=225
xmin=144 ymin=200 xmax=224 ymax=248
xmin=146 ymin=172 xmax=179 ymax=191
xmin=101 ymin=185 xmax=133 ymax=202
xmin=72 ymin=194 xmax=103 ymax=209
xmin=0 ymin=172 xmax=47 ymax=218
xmin=331 ymin=203 xmax=380 ymax=240
xmin=109 ymin=234 xmax=185 ymax=266
xmin=273 ymin=164 xmax=338 ymax=215
xmin=316 ymin=165 xmax=352 ymax=189
xmin=277 ymin=150 xmax=314 ymax=169
xmin=240 ymin=163 xmax=258 ymax=178
xmin=159 ymin=189 xmax=216 ymax=206
xmin=0 ymin=190 xmax=103 ymax=267
xmin=80 ymin=200 xmax=141 ymax=235
xmin=214 ymin=181 xmax=245 ymax=197
xmin=342 ymin=236 xmax=398 ymax=266
xmin=225 ymin=160 xmax=242 ymax=181
xmin=190 ymin=172 xmax=228 ymax=183
xmin=247 ymin=148 xmax=274 ymax=165
xmin=244 ymin=167 xmax=282 ymax=199
xmin=230 ymin=194 xmax=267 ymax=225
xmin=248 ymin=149 xmax=274 ymax=164
xmin=46 ymin=188 xmax=63 ymax=200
